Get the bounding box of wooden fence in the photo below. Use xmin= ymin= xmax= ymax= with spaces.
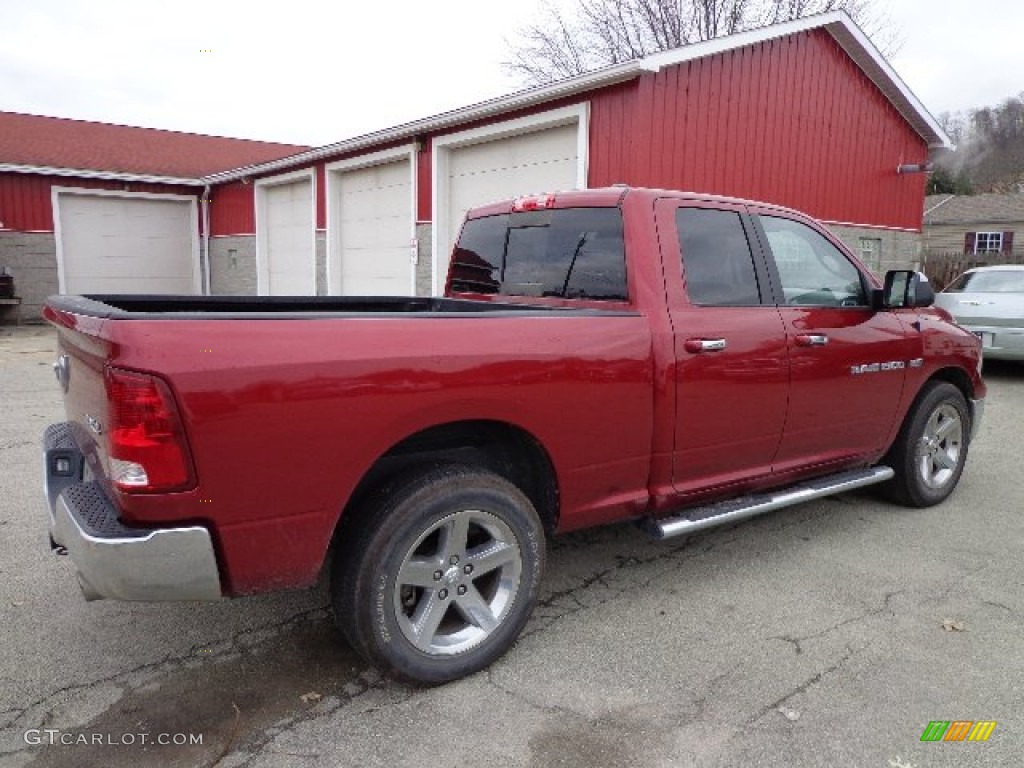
xmin=919 ymin=251 xmax=1024 ymax=289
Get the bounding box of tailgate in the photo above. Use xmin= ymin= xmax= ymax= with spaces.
xmin=48 ymin=312 xmax=113 ymax=489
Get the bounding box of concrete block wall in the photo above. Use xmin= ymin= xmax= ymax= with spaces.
xmin=415 ymin=223 xmax=433 ymax=296
xmin=0 ymin=232 xmax=59 ymax=323
xmin=208 ymin=235 xmax=257 ymax=294
xmin=316 ymin=232 xmax=327 ymax=296
xmin=210 ymin=233 xmax=329 ymax=296
xmin=826 ymin=225 xmax=922 ymax=277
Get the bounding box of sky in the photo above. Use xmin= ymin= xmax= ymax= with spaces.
xmin=0 ymin=0 xmax=1021 ymax=148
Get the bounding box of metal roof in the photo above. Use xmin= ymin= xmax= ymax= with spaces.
xmin=0 ymin=111 xmax=309 ymax=182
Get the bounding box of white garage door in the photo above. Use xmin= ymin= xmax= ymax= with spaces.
xmin=262 ymin=178 xmax=314 ymax=295
xmin=444 ymin=123 xmax=580 ymax=271
xmin=334 ymin=159 xmax=412 ymax=295
xmin=56 ymin=192 xmax=199 ymax=294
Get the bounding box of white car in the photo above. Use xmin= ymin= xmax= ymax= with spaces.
xmin=935 ymin=265 xmax=1024 ymax=361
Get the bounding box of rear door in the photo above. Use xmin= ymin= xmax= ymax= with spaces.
xmin=751 ymin=211 xmax=916 ymax=470
xmin=656 ymin=199 xmax=789 ymax=494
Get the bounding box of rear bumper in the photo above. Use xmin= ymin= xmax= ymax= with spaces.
xmin=43 ymin=423 xmax=222 ymax=602
xmin=960 ymin=323 xmax=1024 ymax=361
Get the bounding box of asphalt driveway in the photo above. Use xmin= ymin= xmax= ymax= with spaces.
xmin=1 ymin=324 xmax=1021 ymax=768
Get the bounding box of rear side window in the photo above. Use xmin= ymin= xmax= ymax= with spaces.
xmin=449 ymin=208 xmax=627 ymax=300
xmin=676 ymin=208 xmax=761 ymax=306
xmin=449 ymin=214 xmax=508 ymax=294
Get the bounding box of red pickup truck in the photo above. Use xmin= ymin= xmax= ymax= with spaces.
xmin=43 ymin=187 xmax=984 ymax=683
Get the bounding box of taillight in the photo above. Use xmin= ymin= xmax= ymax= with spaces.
xmin=103 ymin=367 xmax=194 ymax=493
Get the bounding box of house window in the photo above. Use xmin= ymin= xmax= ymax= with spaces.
xmin=974 ymin=232 xmax=1003 ymax=253
xmin=858 ymin=237 xmax=882 ymax=272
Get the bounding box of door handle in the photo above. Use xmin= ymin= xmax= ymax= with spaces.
xmin=684 ymin=338 xmax=727 ymax=353
xmin=795 ymin=334 xmax=829 ymax=347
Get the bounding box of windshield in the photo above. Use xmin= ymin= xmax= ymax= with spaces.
xmin=945 ymin=270 xmax=1024 ymax=293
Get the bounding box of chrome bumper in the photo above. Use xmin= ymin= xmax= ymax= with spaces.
xmin=969 ymin=397 xmax=985 ymax=443
xmin=43 ymin=423 xmax=222 ymax=602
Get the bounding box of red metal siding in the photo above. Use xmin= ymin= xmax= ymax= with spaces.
xmin=209 ymin=171 xmax=326 ymax=236
xmin=0 ymin=173 xmax=197 ymax=233
xmin=209 ymin=182 xmax=255 ymax=236
xmin=588 ymin=29 xmax=928 ymax=230
xmin=417 ymin=143 xmax=433 ymax=222
xmin=316 ymin=164 xmax=326 ymax=230
xmin=0 ymin=173 xmax=51 ymax=231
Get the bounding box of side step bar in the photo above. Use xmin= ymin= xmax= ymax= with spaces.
xmin=641 ymin=466 xmax=895 ymax=540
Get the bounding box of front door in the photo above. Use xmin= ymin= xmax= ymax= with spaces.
xmin=752 ymin=212 xmax=916 ymax=471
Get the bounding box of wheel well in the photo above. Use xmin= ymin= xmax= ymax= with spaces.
xmin=927 ymin=366 xmax=975 ymax=402
xmin=337 ymin=420 xmax=559 ymax=540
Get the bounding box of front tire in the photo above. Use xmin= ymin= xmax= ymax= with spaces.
xmin=883 ymin=381 xmax=970 ymax=507
xmin=332 ymin=464 xmax=545 ymax=683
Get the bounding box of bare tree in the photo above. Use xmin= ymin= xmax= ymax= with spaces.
xmin=937 ymin=110 xmax=968 ymax=148
xmin=505 ymin=0 xmax=899 ymax=86
xmin=931 ymin=94 xmax=1024 ymax=193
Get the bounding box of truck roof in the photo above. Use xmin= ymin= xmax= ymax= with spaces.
xmin=466 ymin=186 xmax=807 ymax=219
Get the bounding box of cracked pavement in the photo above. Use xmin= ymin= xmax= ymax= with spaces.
xmin=2 ymin=325 xmax=1022 ymax=767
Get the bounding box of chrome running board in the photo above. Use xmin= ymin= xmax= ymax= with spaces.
xmin=642 ymin=466 xmax=894 ymax=540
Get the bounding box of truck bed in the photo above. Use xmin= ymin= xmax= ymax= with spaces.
xmin=44 ymin=291 xmax=656 ymax=596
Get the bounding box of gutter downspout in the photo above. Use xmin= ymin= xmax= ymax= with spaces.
xmin=201 ymin=184 xmax=212 ymax=295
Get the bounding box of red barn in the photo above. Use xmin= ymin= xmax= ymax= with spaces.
xmin=0 ymin=115 xmax=307 ymax=320
xmin=0 ymin=12 xmax=948 ymax=320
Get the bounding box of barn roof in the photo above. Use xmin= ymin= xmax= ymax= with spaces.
xmin=203 ymin=10 xmax=951 ymax=185
xmin=0 ymin=111 xmax=309 ymax=184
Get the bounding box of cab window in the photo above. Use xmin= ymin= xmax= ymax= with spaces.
xmin=676 ymin=208 xmax=761 ymax=306
xmin=449 ymin=209 xmax=627 ymax=301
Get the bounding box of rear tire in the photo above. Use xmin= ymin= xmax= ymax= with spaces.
xmin=332 ymin=464 xmax=545 ymax=684
xmin=883 ymin=381 xmax=970 ymax=507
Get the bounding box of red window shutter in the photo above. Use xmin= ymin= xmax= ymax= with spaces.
xmin=1003 ymin=231 xmax=1014 ymax=253
xmin=964 ymin=232 xmax=976 ymax=253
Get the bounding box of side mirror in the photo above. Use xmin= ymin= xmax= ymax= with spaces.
xmin=873 ymin=270 xmax=935 ymax=309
